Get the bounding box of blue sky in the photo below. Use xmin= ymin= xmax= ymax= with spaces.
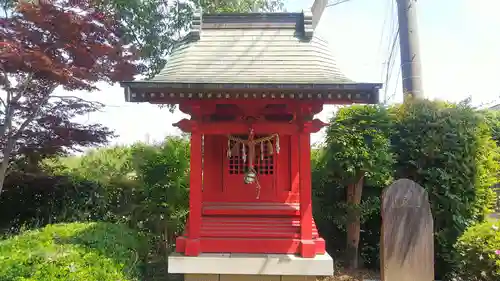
xmin=68 ymin=0 xmax=500 ymax=147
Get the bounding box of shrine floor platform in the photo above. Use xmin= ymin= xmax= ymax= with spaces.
xmin=168 ymin=253 xmax=334 ymax=276
xmin=175 ymin=215 xmax=325 ymax=255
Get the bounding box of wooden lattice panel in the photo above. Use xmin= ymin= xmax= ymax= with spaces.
xmin=228 ymin=137 xmax=274 ymax=175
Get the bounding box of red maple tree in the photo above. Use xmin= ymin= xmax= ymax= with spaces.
xmin=0 ymin=1 xmax=141 ymax=192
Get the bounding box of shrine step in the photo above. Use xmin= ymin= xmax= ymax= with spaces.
xmin=175 ymin=237 xmax=326 ymax=255
xmin=198 ymin=216 xmax=319 ymax=239
xmin=183 ymin=216 xmax=319 ymax=240
xmin=202 ymin=202 xmax=300 ymax=216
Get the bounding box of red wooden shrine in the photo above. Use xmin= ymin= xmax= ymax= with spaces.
xmin=121 ymin=10 xmax=381 ymax=259
xmin=174 ymin=101 xmax=327 ymax=258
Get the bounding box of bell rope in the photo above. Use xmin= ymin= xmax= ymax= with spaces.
xmin=226 ymin=133 xmax=280 ymax=199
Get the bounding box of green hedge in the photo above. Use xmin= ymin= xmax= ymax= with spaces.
xmin=0 ymin=137 xmax=189 ymax=246
xmin=0 ymin=222 xmax=147 ymax=281
xmin=0 ymin=172 xmax=136 ymax=234
xmin=453 ymin=220 xmax=500 ymax=281
xmin=392 ymin=100 xmax=498 ymax=277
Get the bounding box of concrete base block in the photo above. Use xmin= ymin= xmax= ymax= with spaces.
xmin=185 ymin=274 xmax=318 ymax=281
xmin=168 ymin=253 xmax=334 ymax=276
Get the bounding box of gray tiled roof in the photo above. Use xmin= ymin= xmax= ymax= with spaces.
xmin=148 ymin=12 xmax=354 ymax=85
xmin=490 ymin=104 xmax=500 ymax=110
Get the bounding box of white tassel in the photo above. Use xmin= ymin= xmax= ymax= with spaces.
xmin=260 ymin=141 xmax=264 ymax=160
xmin=242 ymin=143 xmax=247 ymax=163
xmin=267 ymin=140 xmax=273 ymax=154
xmin=227 ymin=138 xmax=231 ymax=158
xmin=276 ymin=134 xmax=280 ymax=154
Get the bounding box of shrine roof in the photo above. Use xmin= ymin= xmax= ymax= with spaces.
xmin=121 ymin=11 xmax=382 ymax=104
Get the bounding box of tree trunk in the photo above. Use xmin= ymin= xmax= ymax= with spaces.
xmin=0 ymin=137 xmax=14 ymax=195
xmin=0 ymin=157 xmax=8 ymax=195
xmin=346 ymin=174 xmax=364 ymax=270
xmin=0 ymin=86 xmax=52 ymax=195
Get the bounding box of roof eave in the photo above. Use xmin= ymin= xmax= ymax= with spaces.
xmin=120 ymin=81 xmax=382 ymax=91
xmin=120 ymin=81 xmax=382 ymax=105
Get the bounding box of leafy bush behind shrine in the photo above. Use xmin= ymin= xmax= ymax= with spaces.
xmin=312 ymin=99 xmax=499 ymax=279
xmin=0 ymin=136 xmax=190 ymax=258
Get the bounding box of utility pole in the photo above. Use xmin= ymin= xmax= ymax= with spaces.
xmin=396 ymin=0 xmax=424 ymax=101
xmin=311 ymin=0 xmax=328 ymax=29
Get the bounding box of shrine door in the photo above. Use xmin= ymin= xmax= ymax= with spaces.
xmin=203 ymin=134 xmax=297 ymax=203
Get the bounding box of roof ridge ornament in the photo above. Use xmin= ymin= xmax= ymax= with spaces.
xmin=189 ymin=8 xmax=203 ymax=40
xmin=302 ymin=9 xmax=313 ymax=39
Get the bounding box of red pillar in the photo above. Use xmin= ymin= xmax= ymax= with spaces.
xmin=185 ymin=131 xmax=202 ymax=256
xmin=299 ymin=130 xmax=315 ymax=258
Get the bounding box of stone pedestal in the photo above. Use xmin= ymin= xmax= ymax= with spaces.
xmin=168 ymin=253 xmax=334 ymax=279
xmin=185 ymin=274 xmax=317 ymax=281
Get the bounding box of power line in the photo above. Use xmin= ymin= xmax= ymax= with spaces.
xmin=326 ymin=0 xmax=352 ymax=7
xmin=326 ymin=0 xmax=401 ymax=104
xmin=382 ymin=2 xmax=400 ymax=103
xmin=385 ymin=28 xmax=400 ymax=83
xmin=377 ymin=0 xmax=392 ymax=71
xmin=378 ymin=0 xmax=394 ymax=101
xmin=383 ymin=29 xmax=399 ymax=103
xmin=386 ymin=1 xmax=399 ymax=69
xmin=389 ymin=66 xmax=401 ymax=103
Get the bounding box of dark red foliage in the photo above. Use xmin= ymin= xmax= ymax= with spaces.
xmin=13 ymin=96 xmax=115 ymax=171
xmin=0 ymin=1 xmax=140 ymax=90
xmin=0 ymin=1 xmax=141 ymax=169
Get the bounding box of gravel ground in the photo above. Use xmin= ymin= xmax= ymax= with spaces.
xmin=321 ymin=268 xmax=380 ymax=281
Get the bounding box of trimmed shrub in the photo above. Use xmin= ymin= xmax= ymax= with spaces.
xmin=0 ymin=222 xmax=147 ymax=281
xmin=312 ymin=105 xmax=393 ymax=267
xmin=481 ymin=109 xmax=500 ymax=148
xmin=0 ymin=171 xmax=140 ymax=234
xmin=391 ymin=100 xmax=498 ymax=278
xmin=481 ymin=109 xmax=500 ymax=213
xmin=43 ymin=145 xmax=142 ymax=224
xmin=0 ymin=173 xmax=105 ymax=233
xmin=453 ymin=220 xmax=500 ymax=281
